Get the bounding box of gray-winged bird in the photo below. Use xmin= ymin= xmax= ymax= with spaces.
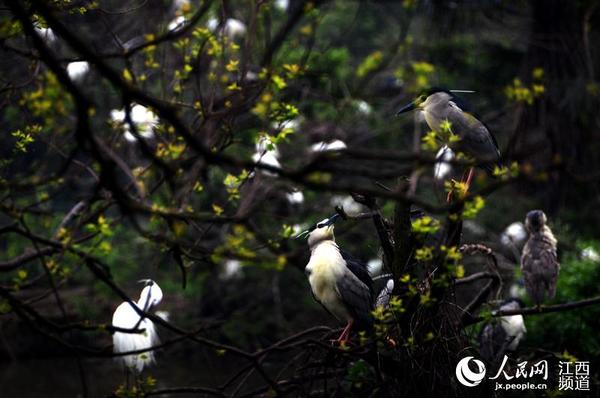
xmin=397 ymin=88 xmax=502 ymax=201
xmin=298 ymin=214 xmax=373 ymax=343
xmin=521 ymin=210 xmax=559 ymax=306
xmin=479 ymin=298 xmax=527 ymax=364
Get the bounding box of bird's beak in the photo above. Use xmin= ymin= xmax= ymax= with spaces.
xmin=396 ymin=101 xmax=416 ymax=115
xmin=324 ymin=213 xmax=339 ymax=226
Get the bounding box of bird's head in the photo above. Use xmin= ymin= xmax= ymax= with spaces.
xmin=138 ymin=279 xmax=163 ymax=311
xmin=525 ymin=210 xmax=547 ymax=233
xmin=396 ymin=87 xmax=472 ymax=115
xmin=296 ymin=213 xmax=339 ymax=248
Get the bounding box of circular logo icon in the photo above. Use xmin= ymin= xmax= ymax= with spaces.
xmin=455 ymin=356 xmax=486 ymax=387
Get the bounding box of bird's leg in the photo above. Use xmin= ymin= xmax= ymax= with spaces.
xmin=464 ymin=167 xmax=475 ymax=194
xmin=447 ymin=167 xmax=475 ymax=203
xmin=336 ymin=320 xmax=354 ymax=343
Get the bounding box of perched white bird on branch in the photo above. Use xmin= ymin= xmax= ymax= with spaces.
xmin=112 ymin=280 xmax=163 ymax=374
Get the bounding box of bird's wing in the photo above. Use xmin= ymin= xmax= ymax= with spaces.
xmin=479 ymin=322 xmax=508 ymax=364
xmin=447 ymin=102 xmax=501 ymax=167
xmin=340 ymin=250 xmax=374 ymax=294
xmin=336 ymin=256 xmax=373 ymax=326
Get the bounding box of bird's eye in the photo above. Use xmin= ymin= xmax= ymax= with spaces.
xmin=316 ymin=223 xmax=325 ymax=228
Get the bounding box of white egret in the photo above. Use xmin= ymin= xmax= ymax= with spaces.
xmin=310 ymin=139 xmax=347 ymax=153
xmin=112 ymin=280 xmax=163 ymax=375
xmin=66 ymin=61 xmax=89 ymax=81
xmin=110 ymin=104 xmax=158 ymax=142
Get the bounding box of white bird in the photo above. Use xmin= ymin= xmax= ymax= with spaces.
xmin=220 ymin=259 xmax=243 ymax=280
xmin=274 ymin=0 xmax=289 ymax=10
xmin=112 ymin=280 xmax=163 ymax=373
xmin=433 ymin=145 xmax=454 ymax=181
xmin=500 ymin=222 xmax=528 ymax=248
xmin=330 ymin=195 xmax=363 ymax=216
xmin=354 ymin=100 xmax=372 ymax=115
xmin=66 ymin=61 xmax=89 ymax=81
xmin=252 ymin=136 xmax=281 ymax=176
xmin=35 ymin=26 xmax=56 ymax=43
xmin=310 ymin=139 xmax=347 ymax=153
xmin=207 ymin=18 xmax=246 ymax=39
xmin=168 ymin=15 xmax=186 ymax=32
xmin=366 ymin=258 xmax=383 ymax=277
xmin=286 ymin=190 xmax=304 ymax=205
xmin=110 ymin=104 xmax=158 ymax=142
xmin=581 ymin=246 xmax=600 ymax=262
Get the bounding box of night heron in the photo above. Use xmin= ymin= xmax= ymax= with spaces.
xmin=397 ymin=88 xmax=501 ymax=201
xmin=479 ymin=298 xmax=526 ymax=364
xmin=112 ymin=280 xmax=163 ymax=374
xmin=521 ymin=210 xmax=559 ymax=306
xmin=298 ymin=214 xmax=373 ymax=343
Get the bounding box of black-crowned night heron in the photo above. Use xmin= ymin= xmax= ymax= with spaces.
xmin=298 ymin=214 xmax=373 ymax=343
xmin=521 ymin=210 xmax=559 ymax=306
xmin=479 ymin=298 xmax=527 ymax=364
xmin=397 ymin=88 xmax=501 ymax=201
xmin=112 ymin=280 xmax=163 ymax=374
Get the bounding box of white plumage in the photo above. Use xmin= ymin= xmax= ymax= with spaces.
xmin=500 ymin=313 xmax=527 ymax=351
xmin=501 ymin=222 xmax=527 ymax=248
xmin=286 ymin=190 xmax=304 ymax=205
xmin=168 ymin=16 xmax=186 ymax=32
xmin=305 ymin=223 xmax=350 ymax=322
xmin=310 ymin=139 xmax=347 ymax=153
xmin=35 ymin=26 xmax=56 ymax=43
xmin=112 ymin=281 xmax=163 ymax=373
xmin=110 ymin=104 xmax=158 ymax=142
xmin=433 ymin=145 xmax=454 ymax=180
xmin=252 ymin=136 xmax=281 ymax=176
xmin=66 ymin=61 xmax=89 ymax=81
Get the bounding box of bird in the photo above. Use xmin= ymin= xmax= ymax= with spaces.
xmin=479 ymin=298 xmax=527 ymax=364
xmin=112 ymin=280 xmax=163 ymax=375
xmin=110 ymin=104 xmax=158 ymax=142
xmin=433 ymin=145 xmax=455 ymax=181
xmin=397 ymin=88 xmax=501 ymax=201
xmin=521 ymin=210 xmax=559 ymax=306
xmin=310 ymin=139 xmax=347 ymax=153
xmin=252 ymin=136 xmax=281 ymax=177
xmin=298 ymin=214 xmax=373 ymax=343
xmin=66 ymin=61 xmax=89 ymax=81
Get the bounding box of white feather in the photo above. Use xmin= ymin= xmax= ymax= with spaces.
xmin=500 ymin=314 xmax=526 ymax=351
xmin=310 ymin=140 xmax=347 ymax=153
xmin=433 ymin=145 xmax=454 ymax=180
xmin=501 ymin=222 xmax=527 ymax=247
xmin=112 ymin=282 xmax=163 ymax=373
xmin=66 ymin=61 xmax=89 ymax=81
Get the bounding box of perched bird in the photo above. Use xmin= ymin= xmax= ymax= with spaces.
xmin=110 ymin=104 xmax=158 ymax=142
xmin=66 ymin=61 xmax=89 ymax=81
xmin=397 ymin=88 xmax=501 ymax=201
xmin=479 ymin=298 xmax=527 ymax=364
xmin=252 ymin=136 xmax=281 ymax=176
xmin=298 ymin=214 xmax=373 ymax=343
xmin=433 ymin=145 xmax=455 ymax=181
xmin=501 ymin=221 xmax=528 ymax=248
xmin=112 ymin=280 xmax=163 ymax=373
xmin=168 ymin=15 xmax=186 ymax=32
xmin=521 ymin=210 xmax=559 ymax=306
xmin=310 ymin=139 xmax=347 ymax=153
